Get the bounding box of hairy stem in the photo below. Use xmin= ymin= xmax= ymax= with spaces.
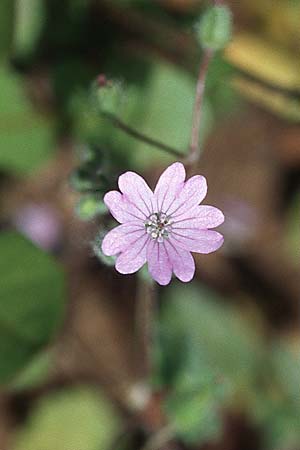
xmin=103 ymin=112 xmax=183 ymax=159
xmin=188 ymin=48 xmax=214 ymax=164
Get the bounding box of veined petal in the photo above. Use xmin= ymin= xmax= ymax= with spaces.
xmin=102 ymin=223 xmax=145 ymax=256
xmin=147 ymin=240 xmax=172 ymax=286
xmin=168 ymin=175 xmax=207 ymax=217
xmin=115 ymin=233 xmax=149 ymax=274
xmin=104 ymin=191 xmax=145 ymax=223
xmin=118 ymin=171 xmax=154 ymax=217
xmin=170 ymin=229 xmax=224 ymax=254
xmin=154 ymin=162 xmax=185 ymax=213
xmin=164 ymin=240 xmax=195 ymax=283
xmin=172 ymin=205 xmax=225 ymax=229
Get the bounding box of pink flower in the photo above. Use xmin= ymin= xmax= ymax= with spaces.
xmin=101 ymin=162 xmax=224 ymax=285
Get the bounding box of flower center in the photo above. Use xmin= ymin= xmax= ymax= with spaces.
xmin=145 ymin=212 xmax=172 ymax=242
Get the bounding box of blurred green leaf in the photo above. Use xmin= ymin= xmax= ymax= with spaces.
xmin=13 ymin=0 xmax=45 ymax=58
xmin=10 ymin=351 xmax=51 ymax=391
xmin=250 ymin=387 xmax=300 ymax=450
xmin=13 ymin=386 xmax=121 ymax=450
xmin=0 ymin=67 xmax=55 ymax=174
xmin=160 ymin=295 xmax=300 ymax=450
xmin=53 ymin=59 xmax=95 ymax=116
xmin=271 ymin=343 xmax=300 ymax=406
xmin=155 ymin=283 xmax=265 ymax=445
xmin=0 ymin=0 xmax=15 ymax=60
xmin=0 ymin=232 xmax=65 ymax=383
xmin=68 ymin=0 xmax=90 ymax=17
xmin=75 ymin=194 xmax=107 ymax=221
xmin=165 ymin=375 xmax=225 ymax=444
xmin=123 ymin=63 xmax=207 ymax=168
xmin=157 ymin=284 xmax=263 ymax=388
xmin=73 ymin=62 xmax=213 ymax=171
xmin=207 ymin=55 xmax=239 ymax=117
xmin=250 ymin=343 xmax=300 ymax=449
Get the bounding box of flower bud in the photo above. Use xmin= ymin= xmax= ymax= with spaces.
xmin=196 ymin=5 xmax=232 ymax=51
xmin=92 ymin=76 xmax=123 ymax=115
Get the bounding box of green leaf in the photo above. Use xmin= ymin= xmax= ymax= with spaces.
xmin=156 ymin=284 xmax=263 ymax=388
xmin=74 ymin=62 xmax=213 ymax=171
xmin=13 ymin=387 xmax=121 ymax=450
xmin=0 ymin=67 xmax=55 ymax=174
xmin=75 ymin=194 xmax=107 ymax=221
xmin=155 ymin=283 xmax=265 ymax=444
xmin=13 ymin=0 xmax=45 ymax=58
xmin=0 ymin=0 xmax=15 ymax=61
xmin=166 ymin=379 xmax=224 ymax=444
xmin=271 ymin=343 xmax=300 ymax=406
xmin=10 ymin=351 xmax=51 ymax=391
xmin=0 ymin=232 xmax=65 ymax=383
xmin=251 ymin=343 xmax=300 ymax=449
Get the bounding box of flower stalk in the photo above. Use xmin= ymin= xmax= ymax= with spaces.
xmin=188 ymin=48 xmax=214 ymax=164
xmin=188 ymin=0 xmax=231 ymax=165
xmin=102 ymin=111 xmax=183 ymax=159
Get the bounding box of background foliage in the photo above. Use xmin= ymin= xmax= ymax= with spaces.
xmin=0 ymin=1 xmax=299 ymax=450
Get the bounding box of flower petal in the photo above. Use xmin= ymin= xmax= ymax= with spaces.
xmin=154 ymin=162 xmax=186 ymax=213
xmin=102 ymin=223 xmax=145 ymax=256
xmin=164 ymin=240 xmax=195 ymax=282
xmin=115 ymin=233 xmax=149 ymax=274
xmin=168 ymin=175 xmax=207 ymax=217
xmin=104 ymin=191 xmax=145 ymax=223
xmin=170 ymin=229 xmax=224 ymax=254
xmin=118 ymin=171 xmax=154 ymax=217
xmin=147 ymin=240 xmax=172 ymax=286
xmin=172 ymin=205 xmax=225 ymax=229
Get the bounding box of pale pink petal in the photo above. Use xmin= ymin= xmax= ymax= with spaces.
xmin=172 ymin=205 xmax=224 ymax=229
xmin=170 ymin=229 xmax=224 ymax=254
xmin=118 ymin=172 xmax=154 ymax=217
xmin=104 ymin=191 xmax=145 ymax=223
xmin=164 ymin=240 xmax=195 ymax=282
xmin=168 ymin=175 xmax=207 ymax=217
xmin=115 ymin=234 xmax=149 ymax=274
xmin=102 ymin=163 xmax=225 ymax=284
xmin=147 ymin=240 xmax=172 ymax=286
xmin=102 ymin=223 xmax=145 ymax=256
xmin=154 ymin=162 xmax=186 ymax=213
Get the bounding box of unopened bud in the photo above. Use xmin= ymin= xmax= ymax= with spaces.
xmin=92 ymin=76 xmax=123 ymax=115
xmin=196 ymin=5 xmax=232 ymax=51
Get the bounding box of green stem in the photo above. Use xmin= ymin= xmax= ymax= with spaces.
xmin=188 ymin=48 xmax=214 ymax=164
xmin=103 ymin=112 xmax=183 ymax=159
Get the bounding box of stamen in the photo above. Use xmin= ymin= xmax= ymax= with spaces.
xmin=144 ymin=212 xmax=172 ymax=242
